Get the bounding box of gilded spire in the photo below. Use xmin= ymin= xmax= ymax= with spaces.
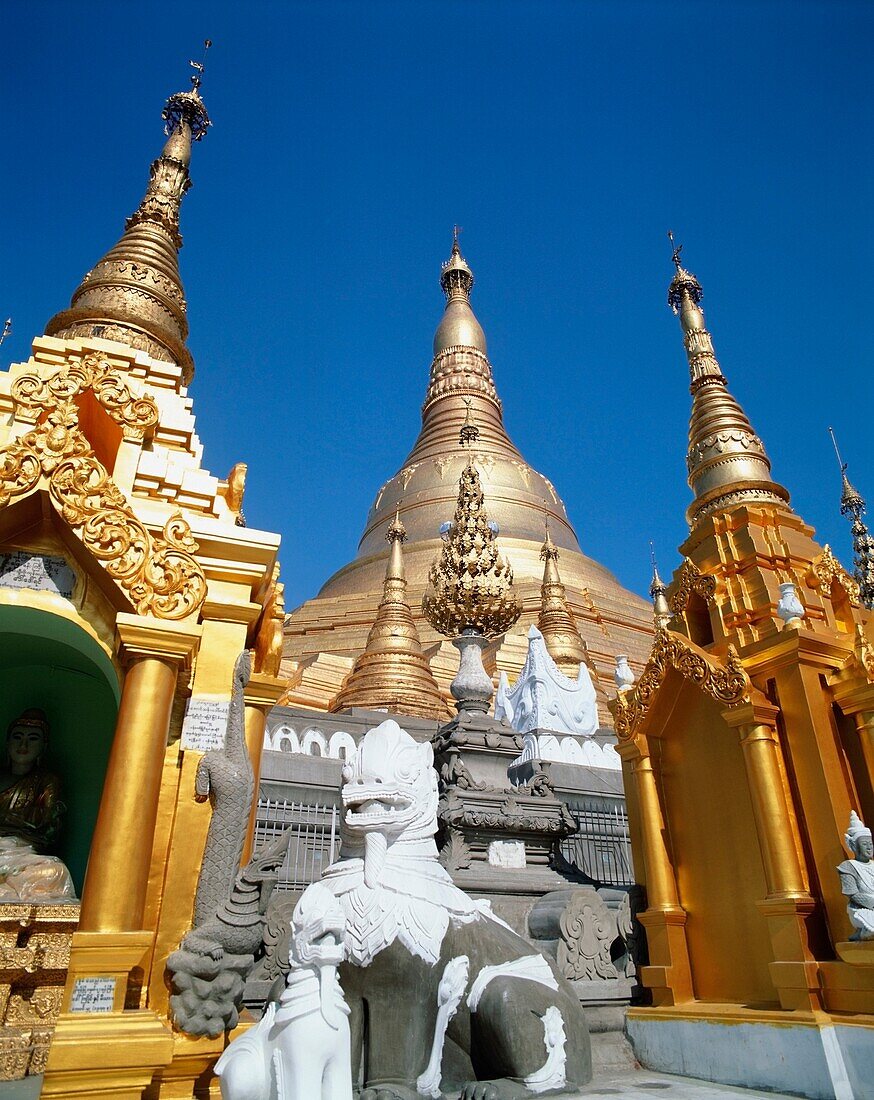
xmin=649 ymin=544 xmax=672 ymax=628
xmin=45 ymin=46 xmax=213 ymax=384
xmin=538 ymin=520 xmax=588 ymax=672
xmin=829 ymin=428 xmax=874 ymax=609
xmin=667 ymin=234 xmax=790 ymax=526
xmin=422 ymin=410 xmax=521 ymax=637
xmin=331 ymin=510 xmax=448 ymax=719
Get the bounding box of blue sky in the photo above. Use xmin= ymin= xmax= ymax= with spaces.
xmin=3 ymin=1 xmax=872 ymax=609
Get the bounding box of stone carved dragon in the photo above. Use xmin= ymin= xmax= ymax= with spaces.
xmin=282 ymin=719 xmax=591 ymax=1099
xmin=193 ymin=651 xmax=255 ymax=926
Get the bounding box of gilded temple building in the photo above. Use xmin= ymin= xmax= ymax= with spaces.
xmin=282 ymin=234 xmax=655 ymax=719
xmin=614 ymin=245 xmax=874 ymax=1098
xmin=0 ymin=70 xmax=285 ymax=1096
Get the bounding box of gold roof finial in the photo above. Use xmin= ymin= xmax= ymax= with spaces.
xmin=649 ymin=542 xmax=672 ymax=628
xmin=422 ymin=428 xmax=521 ymax=637
xmin=0 ymin=319 xmax=11 ymax=348
xmin=434 ymin=229 xmax=486 ymax=356
xmin=459 ymin=397 xmax=480 ymax=448
xmin=331 ymin=509 xmax=448 ymax=719
xmin=45 ymin=46 xmax=214 ymax=384
xmin=666 ymin=238 xmax=790 ymax=526
xmin=828 ymin=427 xmax=874 ymax=609
xmin=538 ymin=514 xmax=587 ymax=673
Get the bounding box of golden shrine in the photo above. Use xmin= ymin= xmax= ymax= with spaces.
xmin=614 ymin=243 xmax=874 ymax=1097
xmin=0 ymin=63 xmax=284 ymax=1097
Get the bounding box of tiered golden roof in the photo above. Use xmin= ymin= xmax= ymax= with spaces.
xmin=330 ymin=511 xmax=449 ymax=718
xmin=422 ymin=409 xmax=521 ymax=638
xmin=667 ymin=237 xmax=790 ymax=527
xmin=45 ymin=76 xmax=211 ymax=383
xmin=537 ymin=525 xmax=588 ymax=673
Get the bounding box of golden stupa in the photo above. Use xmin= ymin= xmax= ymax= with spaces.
xmin=283 ymin=232 xmax=654 ymax=716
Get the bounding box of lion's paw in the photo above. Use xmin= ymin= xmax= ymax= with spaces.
xmin=461 ymin=1081 xmax=533 ymax=1100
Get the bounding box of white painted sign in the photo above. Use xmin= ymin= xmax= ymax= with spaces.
xmin=181 ymin=697 xmax=230 ymax=752
xmin=0 ymin=551 xmax=76 ymax=599
xmin=70 ymin=976 xmax=116 ymax=1013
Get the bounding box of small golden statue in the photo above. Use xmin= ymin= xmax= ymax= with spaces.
xmin=0 ymin=709 xmax=75 ymax=902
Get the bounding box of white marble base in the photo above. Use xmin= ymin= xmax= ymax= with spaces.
xmin=626 ymin=1015 xmax=871 ymax=1100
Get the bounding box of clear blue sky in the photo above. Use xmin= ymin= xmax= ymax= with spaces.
xmin=3 ymin=1 xmax=872 ymax=609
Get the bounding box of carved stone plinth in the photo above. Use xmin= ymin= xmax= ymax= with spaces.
xmin=434 ymin=709 xmax=576 ymax=925
xmin=0 ymin=903 xmax=79 ymax=1081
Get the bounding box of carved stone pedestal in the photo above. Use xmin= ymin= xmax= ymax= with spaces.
xmin=434 ymin=708 xmax=576 ymax=930
xmin=0 ymin=903 xmax=79 ymax=1082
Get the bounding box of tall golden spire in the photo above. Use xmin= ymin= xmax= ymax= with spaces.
xmin=422 ymin=405 xmax=521 ymax=638
xmin=538 ymin=520 xmax=587 ymax=672
xmin=829 ymin=428 xmax=874 ymax=609
xmin=45 ymin=46 xmax=213 ymax=384
xmin=649 ymin=545 xmax=672 ymax=628
xmin=667 ymin=235 xmax=790 ymax=527
xmin=330 ymin=510 xmax=448 ymax=719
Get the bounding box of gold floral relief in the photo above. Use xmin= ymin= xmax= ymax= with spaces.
xmin=614 ymin=628 xmax=749 ymax=741
xmin=11 ymin=352 xmax=159 ymax=441
xmin=669 ymin=557 xmax=717 ymax=615
xmin=0 ymin=401 xmax=205 ymax=621
xmin=807 ymin=545 xmax=861 ymax=607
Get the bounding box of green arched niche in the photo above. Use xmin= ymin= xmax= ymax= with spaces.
xmin=0 ymin=606 xmax=120 ymax=892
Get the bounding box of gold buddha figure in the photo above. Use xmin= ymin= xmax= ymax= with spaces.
xmin=0 ymin=709 xmax=75 ymax=902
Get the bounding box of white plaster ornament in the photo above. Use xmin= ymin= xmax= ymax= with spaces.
xmin=776 ymin=582 xmax=805 ymax=628
xmin=613 ymin=654 xmax=635 ymax=691
xmin=495 ymin=625 xmax=598 ymax=736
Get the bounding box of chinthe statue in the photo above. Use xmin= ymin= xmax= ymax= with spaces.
xmin=0 ymin=709 xmax=75 ymax=902
xmin=838 ymin=810 xmax=874 ymax=941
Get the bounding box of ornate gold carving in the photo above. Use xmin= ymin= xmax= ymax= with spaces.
xmin=807 ymin=545 xmax=861 ymax=606
xmin=12 ymin=353 xmax=159 ymax=440
xmin=670 ymin=558 xmax=717 ymax=615
xmin=0 ymin=402 xmax=206 ymax=620
xmin=224 ymin=462 xmax=247 ymax=526
xmin=614 ymin=629 xmax=749 ymax=741
xmin=254 ymin=564 xmax=285 ymax=678
xmin=422 ymin=457 xmax=521 ymax=639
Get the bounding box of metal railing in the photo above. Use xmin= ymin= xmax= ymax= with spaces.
xmin=559 ymin=802 xmax=634 ymax=886
xmin=253 ymin=797 xmax=340 ymax=893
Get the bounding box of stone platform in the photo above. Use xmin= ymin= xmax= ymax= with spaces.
xmin=568 ymin=1069 xmax=799 ymax=1097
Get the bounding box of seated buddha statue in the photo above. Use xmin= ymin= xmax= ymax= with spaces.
xmin=0 ymin=709 xmax=75 ymax=902
xmin=837 ymin=810 xmax=874 ymax=941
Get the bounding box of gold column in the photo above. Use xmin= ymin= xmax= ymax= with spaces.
xmin=724 ymin=700 xmax=821 ymax=1011
xmin=241 ymin=672 xmax=286 ymax=862
xmin=829 ymin=673 xmax=874 ymax=796
xmin=79 ymin=616 xmax=201 ymax=933
xmin=619 ymin=739 xmax=693 ymax=1005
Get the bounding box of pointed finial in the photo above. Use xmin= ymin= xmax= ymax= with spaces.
xmin=649 ymin=542 xmax=671 ymax=627
xmin=829 ymin=427 xmax=865 ymax=514
xmin=540 ymin=513 xmax=558 ymax=561
xmin=189 ymin=39 xmax=212 ymax=93
xmin=452 ymin=224 xmax=462 ymax=253
xmin=459 ymin=397 xmax=480 ymax=448
xmin=0 ymin=319 xmax=11 ymax=347
xmin=668 ymin=230 xmax=683 ymax=272
xmin=386 ymin=504 xmax=406 ymax=543
xmin=828 ymin=428 xmax=874 ymax=608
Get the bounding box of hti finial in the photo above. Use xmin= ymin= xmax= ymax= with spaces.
xmin=0 ymin=318 xmax=11 ymax=347
xmin=828 ymin=426 xmax=847 ymax=474
xmin=668 ymin=230 xmax=683 ymax=271
xmin=452 ymin=224 xmax=462 ymax=253
xmin=189 ymin=39 xmax=212 ymax=92
xmin=459 ymin=397 xmax=480 ymax=448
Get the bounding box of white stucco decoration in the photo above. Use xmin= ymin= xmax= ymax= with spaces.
xmin=319 ymin=719 xmax=481 ymax=967
xmin=495 ymin=626 xmax=598 ymax=737
xmin=513 ymin=731 xmax=622 ymax=771
xmin=524 ymin=1005 xmax=568 ymax=1094
xmin=417 ymin=955 xmax=470 ymax=1098
xmin=215 ymin=882 xmax=352 ymax=1100
xmin=488 ymin=839 xmax=526 ymax=868
xmin=467 ymin=953 xmax=559 ymax=1012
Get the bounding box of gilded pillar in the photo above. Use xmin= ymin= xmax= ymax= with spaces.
xmin=79 ymin=616 xmax=201 ymax=933
xmin=619 ymin=738 xmax=693 ymax=1005
xmin=828 ymin=672 xmax=874 ymax=797
xmin=724 ymin=700 xmax=821 ymax=1011
xmin=241 ymin=672 xmax=286 ymax=862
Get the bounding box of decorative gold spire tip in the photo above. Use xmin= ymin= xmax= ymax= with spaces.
xmin=163 ymin=39 xmax=213 ymax=140
xmin=440 ymin=227 xmax=474 ymax=298
xmin=459 ymin=397 xmax=480 ymax=447
xmin=386 ymin=508 xmax=407 ymax=543
xmin=666 ymin=231 xmax=703 ymax=313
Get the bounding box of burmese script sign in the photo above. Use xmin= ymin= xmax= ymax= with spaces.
xmin=181 ymin=697 xmax=230 ymax=752
xmin=70 ymin=977 xmax=116 ymax=1014
xmin=0 ymin=551 xmax=76 ymax=599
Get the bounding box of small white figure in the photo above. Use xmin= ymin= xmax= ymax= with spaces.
xmin=215 ymin=881 xmax=352 ymax=1100
xmin=838 ymin=811 xmax=874 ymax=941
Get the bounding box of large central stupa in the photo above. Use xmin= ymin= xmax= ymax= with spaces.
xmin=282 ymin=236 xmax=654 ymax=717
